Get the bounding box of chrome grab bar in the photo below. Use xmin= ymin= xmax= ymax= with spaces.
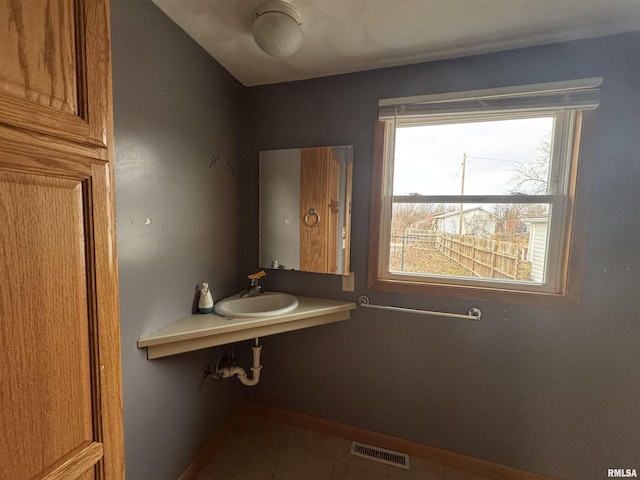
xmin=357 ymin=295 xmax=482 ymax=321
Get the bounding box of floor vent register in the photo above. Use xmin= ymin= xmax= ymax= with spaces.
xmin=349 ymin=441 xmax=410 ymax=470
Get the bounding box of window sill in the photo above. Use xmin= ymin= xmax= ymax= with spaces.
xmin=368 ymin=276 xmax=580 ymax=308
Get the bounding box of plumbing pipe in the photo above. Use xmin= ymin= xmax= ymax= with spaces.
xmin=216 ymin=340 xmax=262 ymax=387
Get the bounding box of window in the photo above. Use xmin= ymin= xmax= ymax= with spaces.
xmin=368 ymin=78 xmax=601 ymax=305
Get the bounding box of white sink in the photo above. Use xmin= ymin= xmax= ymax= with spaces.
xmin=214 ymin=292 xmax=299 ymax=318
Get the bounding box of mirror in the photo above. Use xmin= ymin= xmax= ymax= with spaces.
xmin=259 ymin=145 xmax=353 ymax=275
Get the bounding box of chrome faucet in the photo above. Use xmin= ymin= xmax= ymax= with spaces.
xmin=241 ymin=271 xmax=265 ymax=297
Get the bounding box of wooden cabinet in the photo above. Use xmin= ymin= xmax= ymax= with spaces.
xmin=299 ymin=147 xmax=342 ymax=274
xmin=0 ymin=1 xmax=124 ymax=479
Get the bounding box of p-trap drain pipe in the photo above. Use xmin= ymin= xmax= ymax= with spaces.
xmin=216 ymin=338 xmax=263 ymax=387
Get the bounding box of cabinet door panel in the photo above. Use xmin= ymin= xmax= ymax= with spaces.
xmin=299 ymin=147 xmax=341 ymax=274
xmin=0 ymin=1 xmax=123 ymax=478
xmin=0 ymin=0 xmax=78 ymax=114
xmin=0 ymin=0 xmax=111 ymax=147
xmin=0 ymin=168 xmax=102 ymax=480
xmin=300 ymin=147 xmax=329 ymax=273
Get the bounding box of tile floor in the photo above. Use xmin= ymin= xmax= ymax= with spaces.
xmin=195 ymin=414 xmax=494 ymax=480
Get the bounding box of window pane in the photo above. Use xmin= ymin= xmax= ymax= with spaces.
xmin=389 ymin=202 xmax=550 ymax=283
xmin=393 ymin=117 xmax=554 ymax=196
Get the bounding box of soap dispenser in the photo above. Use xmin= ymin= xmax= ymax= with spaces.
xmin=198 ymin=282 xmax=214 ymax=314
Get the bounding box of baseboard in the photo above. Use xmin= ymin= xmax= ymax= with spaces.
xmin=179 ymin=401 xmax=559 ymax=480
xmin=245 ymin=402 xmax=559 ymax=480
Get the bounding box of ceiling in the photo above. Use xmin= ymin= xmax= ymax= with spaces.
xmin=151 ymin=0 xmax=640 ymax=87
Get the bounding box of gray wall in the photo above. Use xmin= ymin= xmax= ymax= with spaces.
xmin=245 ymin=34 xmax=640 ymax=480
xmin=110 ymin=5 xmax=639 ymax=478
xmin=111 ymin=1 xmax=249 ymax=478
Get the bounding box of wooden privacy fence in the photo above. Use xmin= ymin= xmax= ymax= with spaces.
xmin=401 ymin=229 xmax=527 ymax=280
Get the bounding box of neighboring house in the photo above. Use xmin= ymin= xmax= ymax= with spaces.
xmin=524 ymin=217 xmax=549 ymax=283
xmin=433 ymin=207 xmax=498 ymax=236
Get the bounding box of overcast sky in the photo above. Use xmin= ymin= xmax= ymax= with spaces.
xmin=393 ymin=116 xmax=553 ymax=197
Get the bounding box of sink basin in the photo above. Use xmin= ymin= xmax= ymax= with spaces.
xmin=214 ymin=292 xmax=299 ymax=318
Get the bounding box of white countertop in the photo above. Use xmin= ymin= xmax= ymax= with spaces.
xmin=137 ymin=296 xmax=356 ymax=359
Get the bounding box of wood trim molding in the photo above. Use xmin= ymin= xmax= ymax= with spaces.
xmin=245 ymin=402 xmax=559 ymax=480
xmin=39 ymin=442 xmax=104 ymax=480
xmin=366 ymin=111 xmax=590 ymax=308
xmin=181 ymin=401 xmax=560 ymax=480
xmin=367 ymin=119 xmax=387 ymax=292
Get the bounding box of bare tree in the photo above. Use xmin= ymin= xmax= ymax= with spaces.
xmin=509 ymin=135 xmax=551 ymax=195
xmin=464 ymin=212 xmax=493 ymax=238
xmin=391 ymin=202 xmax=454 ymax=233
xmin=492 ymin=203 xmax=548 ymax=240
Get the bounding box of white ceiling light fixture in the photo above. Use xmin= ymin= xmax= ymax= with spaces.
xmin=252 ymin=0 xmax=303 ymax=58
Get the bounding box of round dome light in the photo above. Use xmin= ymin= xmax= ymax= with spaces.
xmin=252 ymin=0 xmax=303 ymax=57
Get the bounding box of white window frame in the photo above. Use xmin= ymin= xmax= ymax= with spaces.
xmin=368 ymin=78 xmax=601 ymax=306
